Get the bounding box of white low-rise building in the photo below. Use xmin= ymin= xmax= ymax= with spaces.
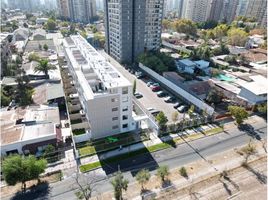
xmin=0 ymin=105 xmax=62 ymax=156
xmin=63 ymin=35 xmax=136 ymax=139
xmin=238 ymin=75 xmax=268 ymax=105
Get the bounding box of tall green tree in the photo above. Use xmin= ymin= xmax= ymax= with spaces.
xmin=2 ymin=155 xmax=47 ymax=192
xmin=173 ymin=19 xmax=197 ymax=36
xmin=227 ymin=28 xmax=248 ymax=46
xmin=257 ymin=103 xmax=267 ymax=115
xmin=111 ymin=172 xmax=129 ymax=200
xmin=45 ymin=18 xmax=57 ymax=31
xmin=135 ymin=169 xmax=151 ymax=191
xmin=15 ymin=72 xmax=34 ymax=106
xmin=35 ymin=59 xmax=56 ymax=79
xmin=43 ymin=44 xmax=48 ymax=51
xmin=156 ymin=165 xmax=169 ymax=185
xmin=156 ymin=111 xmax=168 ymax=131
xmin=228 ymin=106 xmax=248 ymax=125
xmin=133 ymin=79 xmax=137 ymax=94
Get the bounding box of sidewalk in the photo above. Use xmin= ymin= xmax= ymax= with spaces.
xmin=80 ymin=123 xmax=222 ymax=166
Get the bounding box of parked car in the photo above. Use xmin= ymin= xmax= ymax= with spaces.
xmin=177 ymin=105 xmax=188 ymax=113
xmin=164 ymin=96 xmax=176 ymax=103
xmin=147 ymin=81 xmax=154 ymax=87
xmin=152 ymin=86 xmax=161 ymax=92
xmin=156 ymin=91 xmax=167 ymax=97
xmin=150 ymin=109 xmax=161 ymax=116
xmin=150 ymin=83 xmax=160 ymax=88
xmin=135 ymin=71 xmax=144 ymax=79
xmin=134 ymin=92 xmax=143 ymax=98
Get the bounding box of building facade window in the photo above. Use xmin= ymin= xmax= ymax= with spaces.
xmin=122 ymin=96 xmax=128 ymax=102
xmin=111 ymin=98 xmax=118 ymax=102
xmin=112 ymin=117 xmax=118 ymax=121
xmin=122 ymin=87 xmax=128 ymax=94
xmin=112 ymin=125 xmax=119 ymax=129
xmin=122 ymin=115 xmax=128 ymax=120
xmin=112 ymin=107 xmax=118 ymax=112
xmin=122 ymin=106 xmax=128 ymax=112
xmin=122 ymin=124 xmax=128 ymax=128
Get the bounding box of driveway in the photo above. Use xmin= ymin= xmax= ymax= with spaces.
xmin=98 ymin=50 xmax=187 ymax=122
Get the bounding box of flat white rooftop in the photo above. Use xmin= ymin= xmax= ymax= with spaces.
xmin=64 ymin=35 xmax=131 ymax=89
xmin=241 ymin=75 xmax=268 ymax=95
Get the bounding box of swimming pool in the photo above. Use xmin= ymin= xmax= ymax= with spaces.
xmin=217 ymin=74 xmax=235 ymax=82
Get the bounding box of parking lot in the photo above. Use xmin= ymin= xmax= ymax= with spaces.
xmin=99 ymin=50 xmax=188 ymax=123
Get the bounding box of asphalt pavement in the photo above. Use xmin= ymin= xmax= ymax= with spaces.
xmin=39 ymin=120 xmax=267 ymax=200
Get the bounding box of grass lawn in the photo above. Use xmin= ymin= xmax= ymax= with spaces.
xmin=73 ymin=128 xmax=86 ymax=136
xmin=204 ymin=127 xmax=223 ymax=136
xmin=78 ymin=146 xmax=96 ymax=157
xmin=70 ymin=118 xmax=82 ymax=124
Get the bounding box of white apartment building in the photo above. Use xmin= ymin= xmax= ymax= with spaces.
xmin=63 ymin=35 xmax=136 ymax=139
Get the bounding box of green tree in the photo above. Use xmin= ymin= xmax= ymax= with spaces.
xmin=93 ymin=32 xmax=105 ymax=48
xmin=224 ymin=55 xmax=237 ymax=64
xmin=28 ymin=53 xmax=40 ymax=62
xmin=227 ymin=28 xmax=248 ymax=46
xmin=1 ymin=90 xmax=11 ymax=107
xmin=156 ymin=165 xmax=169 ymax=185
xmin=111 ymin=172 xmax=129 ymax=200
xmin=173 ymin=19 xmax=197 ymax=36
xmin=43 ymin=44 xmax=48 ymax=51
xmin=135 ymin=169 xmax=151 ymax=191
xmin=133 ymin=79 xmax=137 ymax=94
xmin=15 ymin=73 xmax=34 ymax=106
xmin=241 ymin=140 xmax=256 ymax=163
xmin=213 ymin=24 xmax=229 ymax=39
xmin=257 ymin=103 xmax=267 ymax=115
xmin=228 ymin=106 xmax=248 ymax=125
xmin=156 ymin=111 xmax=168 ymax=130
xmin=43 ymin=144 xmax=55 ymax=157
xmin=35 ymin=59 xmax=56 ymax=79
xmin=188 ymin=105 xmax=195 ymax=117
xmin=179 ymin=167 xmax=188 ymax=178
xmin=206 ymin=89 xmax=222 ymax=104
xmin=212 ymin=42 xmax=230 ymax=56
xmin=45 ymin=18 xmax=57 ymax=31
xmin=2 ymin=155 xmax=47 ymax=192
xmin=162 ymin=19 xmax=172 ymax=30
xmin=61 ymin=21 xmax=69 ymax=27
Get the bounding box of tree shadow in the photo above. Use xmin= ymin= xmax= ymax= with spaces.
xmin=219 ymin=180 xmax=232 ymax=195
xmin=161 ymin=179 xmax=172 ymax=189
xmin=11 ymin=181 xmax=50 ymax=200
xmin=242 ymin=163 xmax=267 ymax=184
xmin=238 ymin=124 xmax=262 ymax=140
xmin=160 ymin=134 xmax=177 ymax=148
xmin=223 ymin=175 xmax=240 ymax=190
xmin=140 ymin=189 xmax=157 ymax=199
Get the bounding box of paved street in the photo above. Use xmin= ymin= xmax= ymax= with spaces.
xmin=21 ymin=118 xmax=266 ymax=200
xmin=98 ymin=50 xmax=186 ymax=122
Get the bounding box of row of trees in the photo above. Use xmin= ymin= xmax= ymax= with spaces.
xmin=138 ymin=51 xmax=176 ymax=74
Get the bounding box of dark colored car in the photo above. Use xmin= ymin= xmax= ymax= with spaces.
xmin=152 ymin=86 xmax=161 ymax=92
